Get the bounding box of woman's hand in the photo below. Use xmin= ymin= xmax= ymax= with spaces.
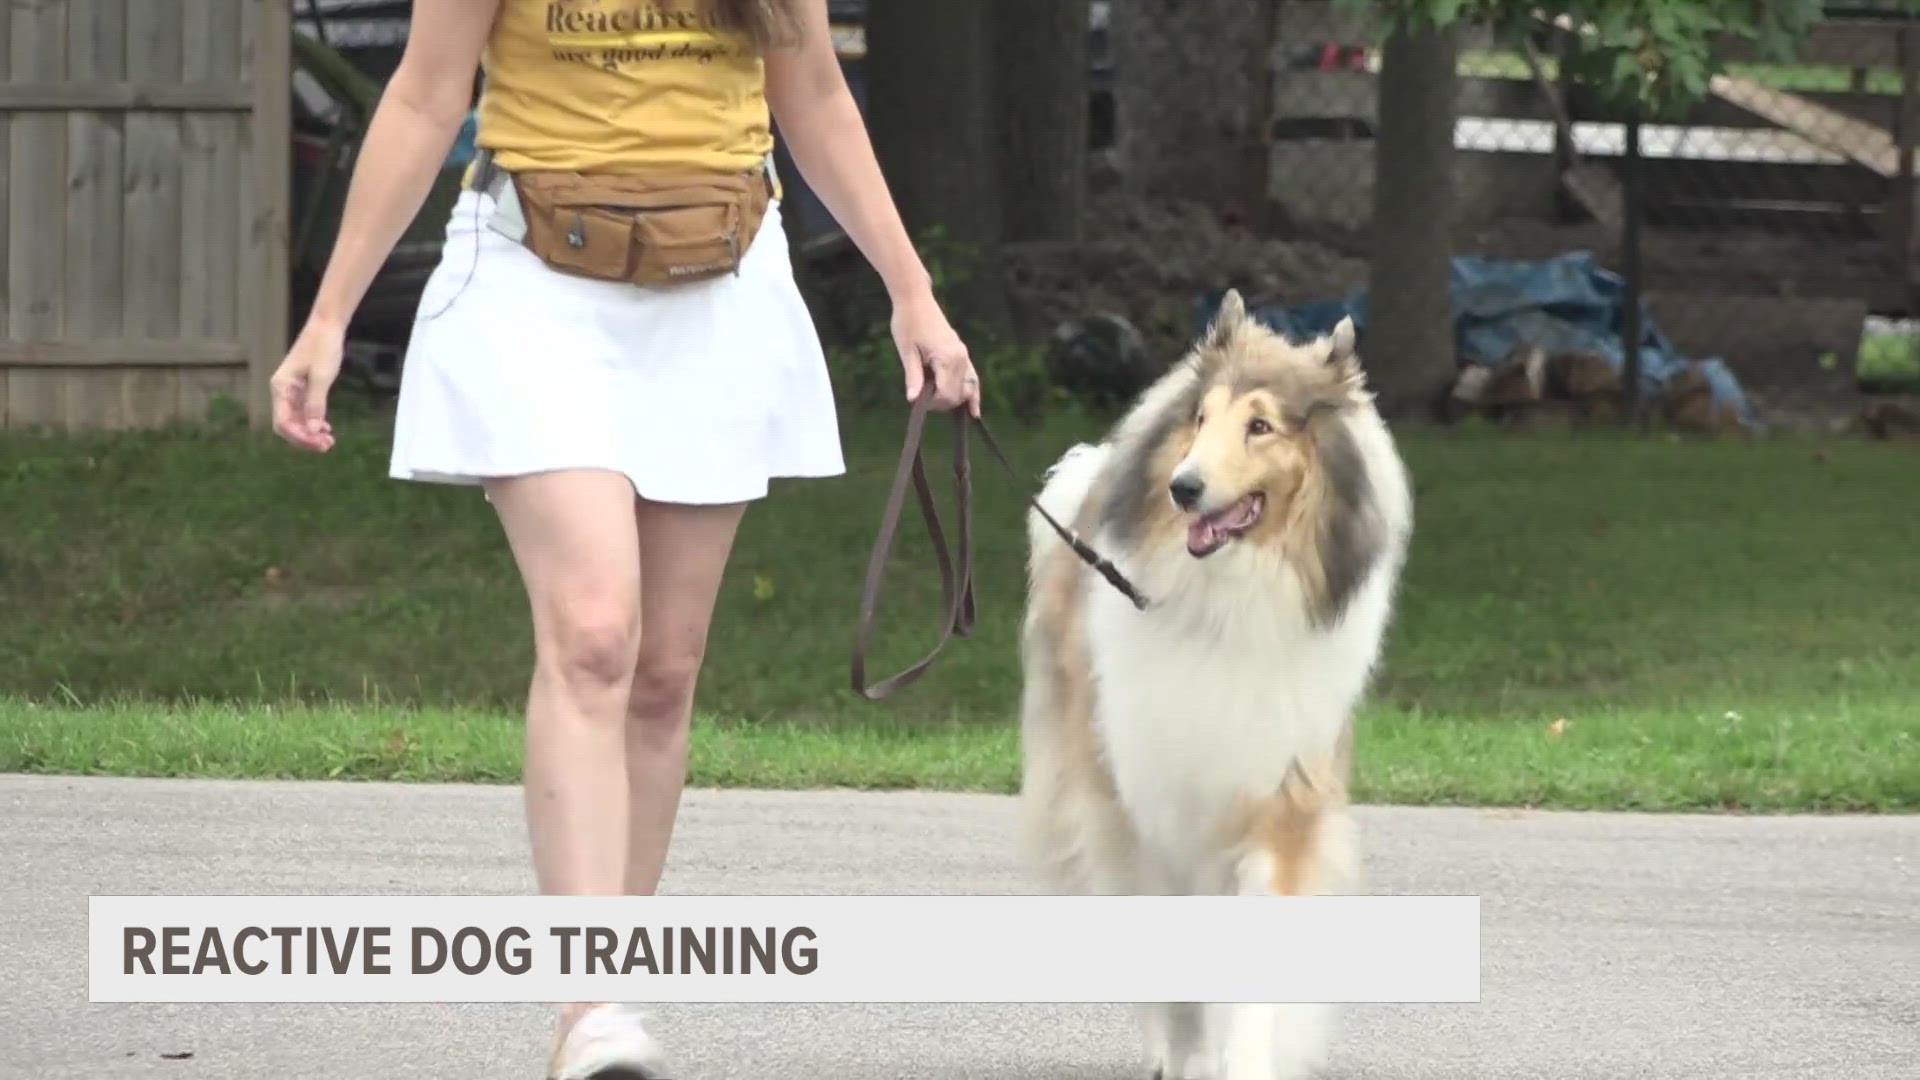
xmin=269 ymin=319 xmax=345 ymax=452
xmin=892 ymin=292 xmax=980 ymax=417
xmin=761 ymin=1 xmax=981 ymax=418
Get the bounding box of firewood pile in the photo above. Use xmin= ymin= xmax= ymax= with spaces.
xmin=1442 ymin=346 xmax=1749 ymax=435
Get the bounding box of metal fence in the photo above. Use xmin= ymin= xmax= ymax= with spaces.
xmin=1264 ymin=1 xmax=1918 ymax=429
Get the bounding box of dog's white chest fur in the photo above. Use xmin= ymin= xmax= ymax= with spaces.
xmin=1082 ymin=549 xmax=1392 ymax=864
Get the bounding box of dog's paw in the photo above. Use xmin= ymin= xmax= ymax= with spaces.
xmin=1219 ymin=1001 xmax=1333 ymax=1080
xmin=1151 ymin=1055 xmax=1219 ymax=1080
xmin=1140 ymin=1003 xmax=1216 ymax=1080
xmin=1267 ymin=1003 xmax=1333 ymax=1080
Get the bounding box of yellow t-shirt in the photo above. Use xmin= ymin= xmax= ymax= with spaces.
xmin=474 ymin=0 xmax=775 ymax=176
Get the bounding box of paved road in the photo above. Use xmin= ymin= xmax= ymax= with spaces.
xmin=4 ymin=774 xmax=1915 ymax=1079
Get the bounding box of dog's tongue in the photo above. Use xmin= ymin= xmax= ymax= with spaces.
xmin=1187 ymin=517 xmax=1219 ymax=554
xmin=1187 ymin=496 xmax=1260 ymax=557
xmin=1219 ymin=494 xmax=1262 ymax=530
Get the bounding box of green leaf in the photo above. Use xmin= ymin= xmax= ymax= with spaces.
xmin=1612 ymin=50 xmax=1640 ymax=84
xmin=1369 ymin=0 xmax=1823 ymax=111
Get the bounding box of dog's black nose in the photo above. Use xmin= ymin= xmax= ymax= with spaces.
xmin=1169 ymin=474 xmax=1205 ymax=511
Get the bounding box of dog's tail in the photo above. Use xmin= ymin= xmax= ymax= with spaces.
xmin=1027 ymin=442 xmax=1107 ymax=567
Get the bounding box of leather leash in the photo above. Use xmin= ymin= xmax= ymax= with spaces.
xmin=851 ymin=376 xmax=1149 ymax=701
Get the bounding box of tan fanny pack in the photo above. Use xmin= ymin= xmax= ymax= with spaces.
xmin=467 ymin=148 xmax=773 ymax=288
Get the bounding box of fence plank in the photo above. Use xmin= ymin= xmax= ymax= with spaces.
xmin=1277 ymin=71 xmax=1905 ymax=132
xmin=119 ymin=369 xmax=179 ymax=429
xmin=7 ymin=0 xmax=72 ymax=430
xmin=0 ymin=82 xmax=251 ymax=110
xmin=175 ymin=365 xmax=244 ymax=423
xmin=124 ymin=0 xmax=185 ymax=344
xmin=246 ymin=0 xmax=293 ymax=428
xmin=0 ymin=341 xmax=250 ymax=366
xmin=52 ymin=370 xmax=120 ymax=429
xmin=1710 ymin=74 xmax=1900 ymax=177
xmin=65 ymin=0 xmax=126 ymax=341
xmin=8 ymin=0 xmax=67 ymax=337
xmin=0 ymin=0 xmax=11 ymax=345
xmin=182 ymin=0 xmax=242 ymax=340
xmin=60 ymin=0 xmax=129 ymax=430
xmin=177 ymin=0 xmax=243 ymax=426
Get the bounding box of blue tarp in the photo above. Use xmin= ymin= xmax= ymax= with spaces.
xmin=1197 ymin=251 xmax=1753 ymax=424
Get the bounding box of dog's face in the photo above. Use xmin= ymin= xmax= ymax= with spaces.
xmin=1162 ymin=293 xmax=1371 ymax=559
xmin=1169 ymin=383 xmax=1311 ymax=557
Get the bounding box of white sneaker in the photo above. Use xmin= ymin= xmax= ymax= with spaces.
xmin=546 ymin=1003 xmax=673 ymax=1080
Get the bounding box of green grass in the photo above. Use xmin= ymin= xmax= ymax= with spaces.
xmin=2 ymin=413 xmax=1918 ymax=811
xmin=3 ymin=695 xmax=1911 ymax=811
xmin=1857 ymin=328 xmax=1920 ymax=391
xmin=0 ymin=699 xmax=1020 ymax=793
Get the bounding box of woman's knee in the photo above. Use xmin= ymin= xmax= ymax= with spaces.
xmin=626 ymin=644 xmax=707 ymax=727
xmin=537 ymin=599 xmax=641 ymax=693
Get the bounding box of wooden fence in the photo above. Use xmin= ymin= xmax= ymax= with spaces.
xmin=1269 ymin=4 xmax=1919 ymax=313
xmin=1 ymin=0 xmax=291 ymax=433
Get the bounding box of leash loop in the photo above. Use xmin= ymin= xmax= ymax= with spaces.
xmin=850 ymin=371 xmax=1149 ymax=701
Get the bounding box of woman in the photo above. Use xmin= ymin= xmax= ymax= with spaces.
xmin=268 ymin=1 xmax=978 ymax=1075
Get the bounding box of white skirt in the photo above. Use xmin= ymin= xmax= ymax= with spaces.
xmin=388 ymin=187 xmax=846 ymax=505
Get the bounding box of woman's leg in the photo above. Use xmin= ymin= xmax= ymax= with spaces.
xmin=484 ymin=468 xmax=644 ymax=1031
xmin=621 ymin=496 xmax=750 ymax=896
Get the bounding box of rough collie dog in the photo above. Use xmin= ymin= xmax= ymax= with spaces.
xmin=1018 ymin=290 xmax=1413 ymax=1080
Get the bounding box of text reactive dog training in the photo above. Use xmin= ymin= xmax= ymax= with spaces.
xmin=122 ymin=925 xmax=821 ymax=977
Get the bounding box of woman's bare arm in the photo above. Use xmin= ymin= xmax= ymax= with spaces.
xmin=271 ymin=0 xmax=497 ymax=449
xmin=763 ymin=0 xmax=977 ymax=412
xmin=762 ymin=2 xmax=931 ymax=302
xmin=303 ymin=0 xmax=499 ymax=332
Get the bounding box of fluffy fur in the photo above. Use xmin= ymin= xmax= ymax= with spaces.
xmin=1018 ymin=290 xmax=1414 ymax=1080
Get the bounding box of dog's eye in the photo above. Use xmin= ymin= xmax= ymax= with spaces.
xmin=1247 ymin=417 xmax=1273 ymax=437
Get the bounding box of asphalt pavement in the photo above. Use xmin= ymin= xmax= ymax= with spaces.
xmin=3 ymin=774 xmax=1914 ymax=1079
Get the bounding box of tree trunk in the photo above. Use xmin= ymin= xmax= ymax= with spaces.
xmin=865 ymin=0 xmax=1011 ymax=335
xmin=1367 ymin=21 xmax=1458 ymax=417
xmin=993 ymin=0 xmax=1089 ymax=243
xmin=1237 ymin=0 xmax=1282 ymax=232
xmin=1110 ymin=0 xmax=1271 ymax=210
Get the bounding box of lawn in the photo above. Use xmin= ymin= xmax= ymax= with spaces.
xmin=2 ymin=411 xmax=1916 ymax=811
xmin=1856 ymin=323 xmax=1920 ymax=392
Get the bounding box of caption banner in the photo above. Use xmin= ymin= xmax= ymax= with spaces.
xmin=90 ymin=894 xmax=1480 ymax=1004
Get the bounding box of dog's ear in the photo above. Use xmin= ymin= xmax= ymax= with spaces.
xmin=1202 ymin=289 xmax=1248 ymax=352
xmin=1323 ymin=316 xmax=1367 ymax=395
xmin=1328 ymin=316 xmax=1357 ymax=363
xmin=1296 ymin=317 xmax=1370 ymax=425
